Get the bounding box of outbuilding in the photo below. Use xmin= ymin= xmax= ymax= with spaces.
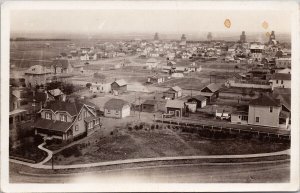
xmin=104 ymin=98 xmax=130 ymax=118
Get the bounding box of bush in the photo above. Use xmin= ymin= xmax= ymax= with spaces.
xmin=128 ymin=126 xmax=132 ymax=131
xmin=86 ymin=83 xmax=92 ymax=88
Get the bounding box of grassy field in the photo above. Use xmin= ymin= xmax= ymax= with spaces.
xmin=50 ymin=128 xmax=289 ymax=165
xmin=157 ymin=77 xmax=209 ymax=90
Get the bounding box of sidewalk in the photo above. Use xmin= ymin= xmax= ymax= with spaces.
xmin=10 ymin=148 xmax=290 ymax=170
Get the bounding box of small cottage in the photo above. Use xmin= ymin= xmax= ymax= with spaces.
xmin=104 ymin=98 xmax=130 ymax=118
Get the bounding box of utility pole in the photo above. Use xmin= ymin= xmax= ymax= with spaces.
xmin=138 ymin=96 xmax=141 ymax=120
xmin=51 ymin=155 xmax=54 ymax=170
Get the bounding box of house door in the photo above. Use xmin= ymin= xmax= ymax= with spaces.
xmin=175 ymin=110 xmax=180 ymax=117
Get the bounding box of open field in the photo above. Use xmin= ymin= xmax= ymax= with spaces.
xmin=157 ymin=77 xmax=210 ymax=90
xmin=50 ymin=128 xmax=289 ymax=165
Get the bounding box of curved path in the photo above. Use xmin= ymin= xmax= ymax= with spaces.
xmin=9 ymin=142 xmax=290 ymax=170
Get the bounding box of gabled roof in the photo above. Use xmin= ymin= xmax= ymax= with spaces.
xmin=104 ymin=98 xmax=129 ymax=110
xmin=165 ymin=99 xmax=185 ymax=109
xmin=201 ymin=83 xmax=220 ymax=93
xmin=48 ymin=89 xmax=64 ymax=97
xmin=34 ymin=118 xmax=73 ymax=133
xmin=249 ymin=95 xmax=281 ymax=107
xmin=272 ymin=73 xmax=291 ymax=80
xmin=170 ymin=86 xmax=182 ymax=92
xmin=142 ymin=99 xmax=157 ymax=106
xmin=187 ymin=95 xmax=207 ymax=102
xmin=112 ymin=79 xmax=127 ymax=87
xmin=43 ymin=100 xmax=85 ymax=116
xmin=52 ymin=59 xmax=70 ymax=69
xmin=25 ymin=65 xmax=52 ymax=75
xmin=146 ymin=58 xmax=157 ymax=63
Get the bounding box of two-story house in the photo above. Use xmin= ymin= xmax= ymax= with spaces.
xmin=269 ymin=73 xmax=291 ymax=90
xmin=33 ymin=100 xmax=100 ymax=141
xmin=248 ymin=95 xmax=281 ymax=128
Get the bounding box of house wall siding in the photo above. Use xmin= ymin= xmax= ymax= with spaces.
xmin=248 ymin=105 xmax=281 ymax=127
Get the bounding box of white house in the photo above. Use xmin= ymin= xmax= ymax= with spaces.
xmin=104 ymin=98 xmax=130 ymax=118
xmin=146 ymin=58 xmax=158 ymax=69
xmin=90 ymin=82 xmax=111 ymax=93
xmin=269 ymin=73 xmax=291 ymax=90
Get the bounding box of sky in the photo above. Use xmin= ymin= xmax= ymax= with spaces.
xmin=10 ymin=9 xmax=291 ymax=38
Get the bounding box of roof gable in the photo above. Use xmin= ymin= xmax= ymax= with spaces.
xmin=249 ymin=95 xmax=281 ymax=107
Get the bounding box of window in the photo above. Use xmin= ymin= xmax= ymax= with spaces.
xmin=276 ymin=80 xmax=278 ymax=84
xmin=95 ymin=119 xmax=99 ymax=125
xmin=242 ymin=116 xmax=248 ymax=121
xmin=78 ymin=113 xmax=82 ymax=121
xmin=107 ymin=110 xmax=110 ymax=114
xmin=75 ymin=125 xmax=79 ymax=131
xmin=255 ymin=117 xmax=260 ymax=123
xmin=45 ymin=112 xmax=52 ymax=120
xmin=270 ymin=106 xmax=273 ymax=113
xmin=89 ymin=122 xmax=93 ymax=129
xmin=281 ymin=80 xmax=284 ymax=84
xmin=115 ymin=111 xmax=119 ymax=115
xmin=84 ymin=110 xmax=88 ymax=118
xmin=60 ymin=114 xmax=67 ymax=122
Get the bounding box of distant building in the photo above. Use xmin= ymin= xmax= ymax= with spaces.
xmin=240 ymin=31 xmax=246 ymax=43
xmin=141 ymin=99 xmax=158 ymax=113
xmin=165 ymin=99 xmax=186 ymax=117
xmin=250 ymin=44 xmax=264 ymax=62
xmin=147 ymin=75 xmax=165 ymax=84
xmin=104 ymin=98 xmax=130 ymax=118
xmin=24 ymin=65 xmax=52 ymax=87
xmin=146 ymin=58 xmax=158 ymax=69
xmin=90 ymin=82 xmax=111 ymax=93
xmin=111 ymin=79 xmax=127 ymax=95
xmin=200 ymin=83 xmax=221 ymax=102
xmin=275 ymin=58 xmax=291 ymax=68
xmin=154 ymin=32 xmax=159 ymax=41
xmin=163 ymin=86 xmax=182 ymax=100
xmin=34 ymin=100 xmax=100 ymax=141
xmin=207 ymin=32 xmax=213 ymax=41
xmin=52 ymin=59 xmax=73 ymax=74
xmin=269 ymin=31 xmax=276 ymax=44
xmin=186 ymin=95 xmax=207 ymax=110
xmin=269 ymin=73 xmax=291 ymax=90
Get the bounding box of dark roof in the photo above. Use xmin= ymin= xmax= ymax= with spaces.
xmin=142 ymin=99 xmax=157 ymax=105
xmin=187 ymin=95 xmax=207 ymax=102
xmin=249 ymin=95 xmax=281 ymax=107
xmin=34 ymin=118 xmax=73 ymax=133
xmin=104 ymin=98 xmax=129 ymax=110
xmin=44 ymin=100 xmax=84 ymax=116
xmin=52 ymin=59 xmax=69 ymax=69
xmin=34 ymin=92 xmax=47 ymax=102
xmin=201 ymin=83 xmax=220 ymax=93
xmin=272 ymin=73 xmax=291 ymax=80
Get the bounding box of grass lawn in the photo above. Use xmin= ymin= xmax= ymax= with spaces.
xmin=51 ymin=128 xmax=289 ymax=165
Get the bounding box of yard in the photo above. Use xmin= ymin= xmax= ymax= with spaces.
xmin=49 ymin=126 xmax=289 ymax=165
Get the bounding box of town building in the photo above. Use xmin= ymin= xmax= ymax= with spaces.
xmin=200 ymin=83 xmax=221 ymax=102
xmin=248 ymin=95 xmax=281 ymax=128
xmin=250 ymin=44 xmax=264 ymax=62
xmin=104 ymin=98 xmax=130 ymax=118
xmin=275 ymin=58 xmax=291 ymax=68
xmin=269 ymin=73 xmax=291 ymax=90
xmin=146 ymin=58 xmax=158 ymax=69
xmin=34 ymin=100 xmax=100 ymax=141
xmin=165 ymin=99 xmax=186 ymax=117
xmin=185 ymin=95 xmax=207 ymax=112
xmin=90 ymin=82 xmax=111 ymax=93
xmin=24 ymin=65 xmax=52 ymax=87
xmin=163 ymin=86 xmax=183 ymax=99
xmin=52 ymin=59 xmax=73 ymax=74
xmin=147 ymin=75 xmax=165 ymax=84
xmin=111 ymin=79 xmax=127 ymax=95
xmin=141 ymin=99 xmax=158 ymax=113
xmin=240 ymin=31 xmax=246 ymax=43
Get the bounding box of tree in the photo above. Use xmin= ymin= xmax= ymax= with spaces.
xmin=86 ymin=83 xmax=92 ymax=88
xmin=64 ymin=84 xmax=75 ymax=95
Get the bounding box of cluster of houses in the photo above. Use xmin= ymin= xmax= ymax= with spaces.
xmin=10 ymin=31 xmax=292 ymax=145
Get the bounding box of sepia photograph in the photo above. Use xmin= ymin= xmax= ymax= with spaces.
xmin=1 ymin=1 xmax=299 ymax=192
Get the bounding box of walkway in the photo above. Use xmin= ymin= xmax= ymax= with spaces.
xmin=9 ymin=147 xmax=290 ymax=170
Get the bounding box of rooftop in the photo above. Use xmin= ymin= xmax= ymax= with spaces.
xmin=165 ymin=99 xmax=185 ymax=109
xmin=34 ymin=118 xmax=73 ymax=133
xmin=104 ymin=98 xmax=129 ymax=110
xmin=249 ymin=95 xmax=281 ymax=107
